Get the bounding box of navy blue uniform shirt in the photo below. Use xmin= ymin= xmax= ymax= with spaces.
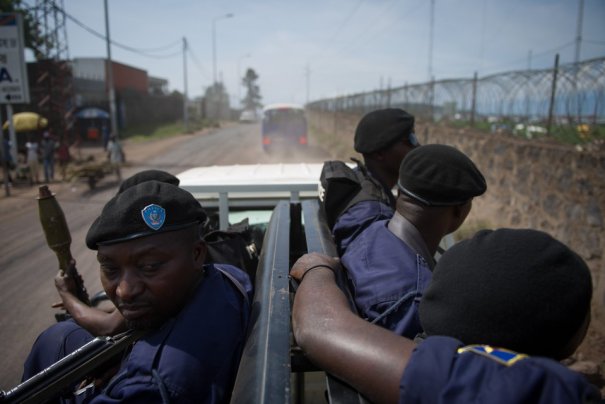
xmin=22 ymin=264 xmax=252 ymax=404
xmin=341 ymin=217 xmax=431 ymax=338
xmin=333 ymin=200 xmax=394 ymax=255
xmin=400 ymin=336 xmax=601 ymax=403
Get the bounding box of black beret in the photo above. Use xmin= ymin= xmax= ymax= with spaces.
xmin=419 ymin=228 xmax=593 ymax=359
xmin=117 ymin=169 xmax=180 ymax=194
xmin=86 ymin=180 xmax=206 ymax=249
xmin=398 ymin=144 xmax=486 ymax=206
xmin=354 ymin=108 xmax=417 ymax=154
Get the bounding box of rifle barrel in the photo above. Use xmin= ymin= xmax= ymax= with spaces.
xmin=0 ymin=330 xmax=144 ymax=403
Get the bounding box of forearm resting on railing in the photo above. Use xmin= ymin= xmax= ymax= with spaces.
xmin=291 ymin=260 xmax=415 ymax=404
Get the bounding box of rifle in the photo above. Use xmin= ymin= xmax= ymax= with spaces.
xmin=37 ymin=185 xmax=90 ymax=306
xmin=0 ymin=329 xmax=145 ymax=404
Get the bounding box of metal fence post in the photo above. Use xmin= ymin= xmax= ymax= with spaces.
xmin=547 ymin=54 xmax=560 ymax=136
xmin=470 ymin=72 xmax=478 ymax=126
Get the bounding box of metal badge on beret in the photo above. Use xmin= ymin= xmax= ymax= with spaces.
xmin=141 ymin=204 xmax=166 ymax=230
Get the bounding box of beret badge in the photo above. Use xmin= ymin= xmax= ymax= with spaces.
xmin=141 ymin=204 xmax=166 ymax=230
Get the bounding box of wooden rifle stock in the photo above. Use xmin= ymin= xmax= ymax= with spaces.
xmin=37 ymin=185 xmax=90 ymax=305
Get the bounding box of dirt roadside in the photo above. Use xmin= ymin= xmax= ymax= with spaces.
xmin=0 ymin=132 xmax=194 ymax=215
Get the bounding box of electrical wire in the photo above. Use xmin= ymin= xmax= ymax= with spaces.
xmin=308 ymin=0 xmax=365 ymax=64
xmin=50 ymin=1 xmax=182 ymax=59
xmin=312 ymin=0 xmax=423 ymax=76
xmin=478 ymin=40 xmax=576 ymax=74
xmin=584 ymin=39 xmax=605 ymax=46
xmin=187 ymin=46 xmax=212 ymax=81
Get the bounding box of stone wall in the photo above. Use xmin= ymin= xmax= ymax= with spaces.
xmin=308 ymin=109 xmax=605 ymax=328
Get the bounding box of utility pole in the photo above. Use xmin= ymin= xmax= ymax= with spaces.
xmin=574 ymin=0 xmax=584 ymax=66
xmin=470 ymin=72 xmax=478 ymax=126
xmin=182 ymin=37 xmax=189 ymax=132
xmin=305 ymin=64 xmax=311 ymax=105
xmin=212 ymin=13 xmax=234 ymax=85
xmin=104 ymin=0 xmax=118 ymax=138
xmin=428 ymin=0 xmax=435 ymax=80
xmin=525 ymin=49 xmax=532 ymax=121
xmin=574 ymin=0 xmax=585 ymax=122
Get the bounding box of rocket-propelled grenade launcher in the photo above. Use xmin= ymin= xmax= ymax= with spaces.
xmin=37 ymin=185 xmax=90 ymax=306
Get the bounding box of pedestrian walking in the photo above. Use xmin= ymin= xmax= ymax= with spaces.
xmin=41 ymin=131 xmax=56 ymax=183
xmin=106 ymin=134 xmax=125 ymax=181
xmin=1 ymin=137 xmax=14 ymax=184
xmin=56 ymin=139 xmax=71 ymax=181
xmin=25 ymin=134 xmax=40 ymax=185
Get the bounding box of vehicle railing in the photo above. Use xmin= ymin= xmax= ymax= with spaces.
xmin=181 ymin=183 xmax=318 ymax=230
xmin=299 ymin=200 xmax=370 ymax=404
xmin=230 ymin=199 xmax=369 ymax=404
xmin=230 ymin=201 xmax=292 ymax=403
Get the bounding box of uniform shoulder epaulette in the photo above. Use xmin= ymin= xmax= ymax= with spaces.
xmin=457 ymin=345 xmax=528 ymax=366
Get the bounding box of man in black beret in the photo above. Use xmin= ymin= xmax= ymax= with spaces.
xmin=290 ymin=229 xmax=599 ymax=403
xmin=322 ymin=108 xmax=419 ymax=254
xmin=45 ymin=169 xmax=185 ymax=338
xmin=22 ymin=180 xmax=252 ymax=402
xmin=339 ymin=144 xmax=486 ymax=338
xmin=353 ymin=108 xmax=419 ymax=203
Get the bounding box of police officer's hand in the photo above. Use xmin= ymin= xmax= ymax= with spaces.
xmin=54 ymin=259 xmax=80 ymax=296
xmin=290 ymin=253 xmax=339 ymax=282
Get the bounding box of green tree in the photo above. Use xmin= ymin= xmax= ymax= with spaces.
xmin=241 ymin=68 xmax=262 ymax=111
xmin=1 ymin=0 xmax=47 ymax=59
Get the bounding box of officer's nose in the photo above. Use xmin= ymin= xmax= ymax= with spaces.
xmin=115 ymin=269 xmax=144 ymax=302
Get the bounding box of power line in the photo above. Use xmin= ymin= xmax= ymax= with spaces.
xmin=311 ymin=0 xmax=406 ymax=74
xmin=467 ymin=40 xmax=576 ymax=75
xmin=584 ymin=39 xmax=605 ymax=46
xmin=50 ymin=1 xmax=182 ymax=59
xmin=309 ymin=0 xmax=364 ymax=64
xmin=187 ymin=46 xmax=212 ymax=81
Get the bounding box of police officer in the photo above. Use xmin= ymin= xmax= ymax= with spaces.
xmin=49 ymin=169 xmax=185 ymax=337
xmin=341 ymin=144 xmax=486 ymax=338
xmin=290 ymin=229 xmax=600 ymax=404
xmin=22 ymin=180 xmax=252 ymax=402
xmin=321 ymin=108 xmax=419 ymax=253
xmin=353 ymin=108 xmax=419 ymax=206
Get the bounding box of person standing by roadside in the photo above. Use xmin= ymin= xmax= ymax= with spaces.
xmin=25 ymin=134 xmax=41 ymax=185
xmin=101 ymin=122 xmax=110 ymax=150
xmin=106 ymin=134 xmax=125 ymax=182
xmin=41 ymin=130 xmax=57 ymax=183
xmin=1 ymin=137 xmax=14 ymax=184
xmin=56 ymin=138 xmax=71 ymax=181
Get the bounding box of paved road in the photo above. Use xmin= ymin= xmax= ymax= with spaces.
xmin=0 ymin=122 xmax=332 ymax=388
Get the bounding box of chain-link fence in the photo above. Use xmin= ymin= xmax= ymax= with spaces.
xmin=307 ymin=56 xmax=605 ymax=141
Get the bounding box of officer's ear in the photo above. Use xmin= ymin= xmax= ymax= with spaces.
xmin=369 ymin=149 xmax=387 ymax=161
xmin=449 ymin=200 xmax=473 ymax=233
xmin=193 ymin=240 xmax=207 ymax=267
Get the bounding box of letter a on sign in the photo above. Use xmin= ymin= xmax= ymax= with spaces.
xmin=0 ymin=67 xmax=13 ymax=83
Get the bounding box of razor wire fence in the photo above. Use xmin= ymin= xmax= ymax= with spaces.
xmin=307 ymin=55 xmax=605 ymax=142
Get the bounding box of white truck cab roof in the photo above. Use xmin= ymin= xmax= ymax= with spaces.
xmin=178 ymin=163 xmax=324 ymax=229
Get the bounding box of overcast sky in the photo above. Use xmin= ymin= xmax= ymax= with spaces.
xmin=32 ymin=0 xmax=605 ymax=106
